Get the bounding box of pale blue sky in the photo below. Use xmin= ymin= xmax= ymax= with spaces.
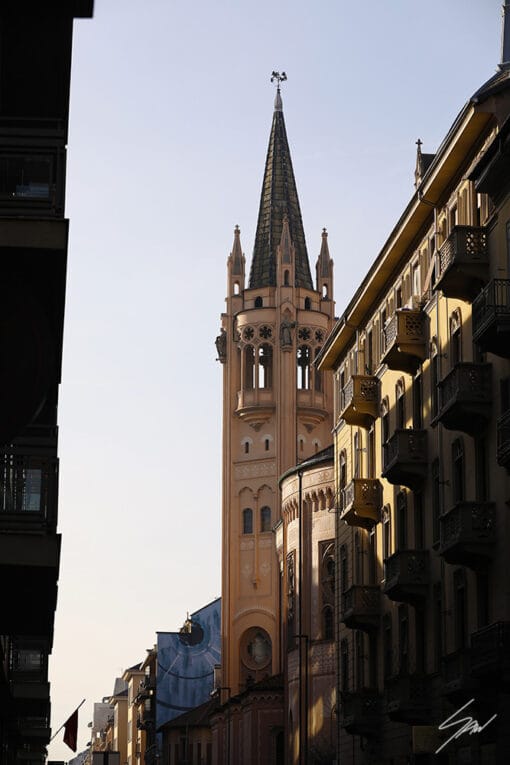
xmin=48 ymin=1 xmax=500 ymax=759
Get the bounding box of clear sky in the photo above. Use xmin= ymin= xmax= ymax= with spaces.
xmin=48 ymin=0 xmax=500 ymax=759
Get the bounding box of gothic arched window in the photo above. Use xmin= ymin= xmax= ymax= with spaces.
xmin=242 ymin=508 xmax=253 ymax=534
xmin=244 ymin=346 xmax=255 ymax=390
xmin=260 ymin=506 xmax=271 ymax=532
xmin=297 ymin=345 xmax=311 ymax=389
xmin=255 ymin=296 xmax=263 ymax=308
xmin=258 ymin=343 xmax=273 ymax=389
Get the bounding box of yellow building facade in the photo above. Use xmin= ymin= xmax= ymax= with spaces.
xmin=319 ymin=14 xmax=510 ymax=763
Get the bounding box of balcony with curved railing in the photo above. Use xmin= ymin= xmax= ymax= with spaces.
xmin=340 ymin=479 xmax=382 ymax=529
xmin=436 ymin=363 xmax=492 ymax=435
xmin=340 ymin=375 xmax=380 ymax=429
xmin=439 ymin=501 xmax=496 ymax=569
xmin=381 ymin=309 xmax=427 ymax=374
xmin=383 ymin=549 xmax=429 ymax=604
xmin=341 ymin=585 xmax=380 ymax=631
xmin=382 ymin=430 xmax=428 ymax=489
xmin=473 ymin=278 xmax=510 ymax=358
xmin=434 ymin=226 xmax=488 ymax=301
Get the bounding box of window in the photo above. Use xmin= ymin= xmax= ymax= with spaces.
xmin=366 ymin=330 xmax=373 ymax=374
xmin=0 ymin=459 xmax=44 ymax=514
xmin=341 ymin=640 xmax=349 ymax=690
xmin=255 ymin=296 xmax=263 ymax=308
xmin=264 ymin=438 xmax=270 ymax=452
xmin=297 ymin=345 xmax=311 ymax=389
xmin=432 ymin=459 xmax=441 ymax=543
xmin=396 ymin=380 xmax=405 ymax=429
xmin=397 ymin=491 xmax=407 ymax=550
xmin=244 ymin=441 xmax=250 ymax=454
xmin=304 ymin=297 xmax=311 ymax=310
xmin=314 ymin=347 xmax=322 ymax=392
xmin=381 ymin=398 xmax=389 ymax=448
xmin=260 ymin=506 xmax=271 ymax=532
xmin=368 ymin=530 xmax=376 ymax=584
xmin=322 ymin=606 xmax=334 ymax=641
xmin=367 ymin=427 xmax=375 ymax=478
xmin=340 ymin=544 xmax=348 ymax=593
xmin=258 ymin=343 xmax=273 ymax=388
xmin=414 ymin=490 xmax=424 ymax=549
xmin=244 ymin=346 xmax=255 ymax=390
xmin=339 ymin=451 xmax=347 ymax=511
xmin=353 ymin=432 xmax=361 ymax=479
xmin=398 ymin=606 xmax=409 ymax=674
xmin=475 ymin=438 xmax=488 ymax=501
xmin=415 ymin=609 xmax=425 ymax=674
xmin=452 ymin=439 xmax=465 ymax=504
xmin=454 ymin=570 xmax=467 ymax=650
xmin=477 ymin=572 xmax=489 ymax=628
xmin=412 ymin=372 xmax=422 ymax=429
xmin=383 ymin=613 xmax=392 ymax=678
xmin=434 ymin=583 xmax=443 ymax=670
xmin=284 ymin=270 xmax=289 ymax=286
xmin=450 ymin=311 xmax=462 ymax=367
xmin=430 ymin=341 xmax=439 ymax=419
xmin=355 ymin=631 xmax=364 ymax=689
xmin=382 ymin=506 xmax=391 ymax=562
xmin=242 ymin=508 xmax=253 ymax=534
xmin=354 ymin=532 xmax=362 ymax=583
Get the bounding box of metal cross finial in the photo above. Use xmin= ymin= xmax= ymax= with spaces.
xmin=416 ymin=138 xmax=423 ymax=150
xmin=271 ymin=71 xmax=287 ymax=90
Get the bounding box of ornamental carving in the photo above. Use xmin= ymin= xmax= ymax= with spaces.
xmin=234 ymin=461 xmax=276 ymax=479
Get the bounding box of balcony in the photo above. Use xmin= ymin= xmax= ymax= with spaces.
xmin=470 ymin=622 xmax=510 ymax=689
xmin=384 ymin=674 xmax=431 ymax=724
xmin=439 ymin=502 xmax=496 ymax=569
xmin=473 ymin=279 xmax=510 ymax=358
xmin=382 ymin=309 xmax=427 ymax=374
xmin=383 ymin=550 xmax=429 ymax=604
xmin=436 ymin=363 xmax=492 ymax=435
xmin=235 ymin=388 xmax=274 ymax=428
xmin=497 ymin=410 xmax=510 ymax=473
xmin=0 ymin=449 xmax=58 ymax=533
xmin=340 ymin=375 xmax=380 ymax=429
xmin=341 ymin=689 xmax=381 ymax=736
xmin=382 ymin=430 xmax=428 ymax=489
xmin=340 ymin=479 xmax=382 ymax=529
xmin=441 ymin=649 xmax=478 ymax=704
xmin=434 ymin=226 xmax=488 ymax=301
xmin=341 ymin=585 xmax=380 ymax=631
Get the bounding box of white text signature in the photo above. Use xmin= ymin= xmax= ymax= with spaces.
xmin=435 ymin=698 xmax=497 ymax=754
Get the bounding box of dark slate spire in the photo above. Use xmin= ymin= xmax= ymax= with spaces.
xmin=249 ymin=77 xmax=313 ymax=290
xmin=501 ymin=2 xmax=510 ymax=69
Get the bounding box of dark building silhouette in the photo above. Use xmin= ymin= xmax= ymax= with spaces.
xmin=0 ymin=2 xmax=93 ymax=763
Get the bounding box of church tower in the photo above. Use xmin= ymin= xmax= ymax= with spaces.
xmin=216 ymin=75 xmax=336 ymax=702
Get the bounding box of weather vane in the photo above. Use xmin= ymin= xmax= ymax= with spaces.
xmin=271 ymin=71 xmax=287 ymax=91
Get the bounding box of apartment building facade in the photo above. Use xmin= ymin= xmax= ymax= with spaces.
xmin=318 ymin=10 xmax=510 ymax=763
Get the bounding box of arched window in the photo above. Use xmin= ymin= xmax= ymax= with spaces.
xmin=284 ymin=270 xmax=290 ymax=286
xmin=314 ymin=346 xmax=322 ymax=392
xmin=234 ymin=282 xmax=240 ymax=295
xmin=397 ymin=491 xmax=408 ymax=550
xmin=260 ymin=506 xmax=271 ymax=532
xmin=242 ymin=508 xmax=253 ymax=534
xmin=244 ymin=346 xmax=255 ymax=390
xmin=339 ymin=450 xmax=347 ymax=510
xmin=258 ymin=343 xmax=273 ymax=389
xmin=353 ymin=432 xmax=361 ymax=478
xmin=264 ymin=438 xmax=270 ymax=451
xmin=450 ymin=310 xmax=462 ymax=367
xmin=244 ymin=441 xmax=250 ymax=454
xmin=322 ymin=284 xmax=328 ymax=299
xmin=297 ymin=345 xmax=311 ymax=389
xmin=452 ymin=439 xmax=465 ymax=503
xmin=382 ymin=505 xmax=391 ymax=562
xmin=255 ymin=296 xmax=263 ymax=308
xmin=341 ymin=639 xmax=349 ymax=690
xmin=304 ymin=297 xmax=311 ymax=310
xmin=396 ymin=379 xmax=405 ymax=429
xmin=322 ymin=606 xmax=334 ymax=640
xmin=430 ymin=339 xmax=439 ymax=418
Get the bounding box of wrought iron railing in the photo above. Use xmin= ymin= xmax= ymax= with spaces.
xmin=473 ymin=278 xmax=510 ymax=334
xmin=342 ymin=585 xmax=380 ymax=615
xmin=384 ymin=550 xmax=429 ymax=587
xmin=0 ymin=450 xmax=57 ymax=524
xmin=439 ymin=363 xmax=491 ymax=409
xmin=440 ymin=502 xmax=495 ymax=548
xmin=383 ymin=430 xmax=427 ymax=470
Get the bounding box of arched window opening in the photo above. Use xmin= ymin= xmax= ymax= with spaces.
xmin=265 ymin=438 xmax=270 ymax=451
xmin=339 ymin=451 xmax=347 ymax=510
xmin=450 ymin=311 xmax=462 ymax=367
xmin=297 ymin=345 xmax=311 ymax=389
xmin=353 ymin=432 xmax=361 ymax=478
xmin=452 ymin=439 xmax=465 ymax=503
xmin=314 ymin=346 xmax=322 ymax=392
xmin=284 ymin=270 xmax=290 ymax=286
xmin=244 ymin=441 xmax=250 ymax=454
xmin=242 ymin=508 xmax=253 ymax=534
xmin=244 ymin=346 xmax=255 ymax=390
xmin=255 ymin=296 xmax=263 ymax=308
xmin=260 ymin=506 xmax=271 ymax=532
xmin=323 ymin=606 xmax=334 ymax=640
xmin=299 ymin=437 xmax=304 ymax=452
xmin=397 ymin=491 xmax=408 ymax=550
xmin=234 ymin=281 xmax=240 ymax=295
xmin=396 ymin=380 xmax=405 ymax=429
xmin=304 ymin=297 xmax=311 ymax=310
xmin=430 ymin=340 xmax=439 ymax=418
xmin=322 ymin=284 xmax=328 ymax=298
xmin=258 ymin=343 xmax=273 ymax=389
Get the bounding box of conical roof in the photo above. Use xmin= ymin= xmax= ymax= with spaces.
xmin=249 ymin=91 xmax=313 ymax=289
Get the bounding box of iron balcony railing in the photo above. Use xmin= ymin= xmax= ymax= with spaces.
xmin=437 ymin=226 xmax=487 ymax=276
xmin=473 ymin=278 xmax=510 ymax=336
xmin=439 ymin=363 xmax=492 ymax=410
xmin=497 ymin=409 xmax=510 ymax=469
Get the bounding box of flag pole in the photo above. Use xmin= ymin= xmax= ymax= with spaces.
xmin=49 ymin=699 xmax=86 ymax=742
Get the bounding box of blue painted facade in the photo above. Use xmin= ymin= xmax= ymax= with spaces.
xmin=156 ymin=597 xmax=221 ymax=730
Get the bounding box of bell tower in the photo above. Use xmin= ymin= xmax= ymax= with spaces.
xmin=216 ymin=74 xmax=335 ymax=697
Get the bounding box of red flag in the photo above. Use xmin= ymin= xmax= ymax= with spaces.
xmin=63 ymin=708 xmax=78 ymax=752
